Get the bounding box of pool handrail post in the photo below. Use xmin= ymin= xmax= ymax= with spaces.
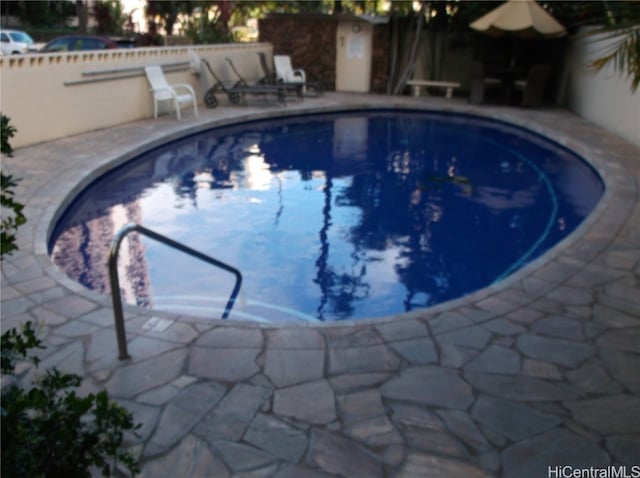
xmin=108 ymin=223 xmax=136 ymax=360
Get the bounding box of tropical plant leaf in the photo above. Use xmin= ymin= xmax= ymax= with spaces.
xmin=589 ymin=25 xmax=640 ymax=92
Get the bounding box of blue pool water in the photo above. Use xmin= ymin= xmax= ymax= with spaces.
xmin=50 ymin=110 xmax=603 ymax=322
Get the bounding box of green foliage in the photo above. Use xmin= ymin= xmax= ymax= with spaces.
xmin=182 ymin=15 xmax=233 ymax=45
xmin=420 ymin=174 xmax=472 ymax=194
xmin=1 ymin=115 xmax=26 ymax=260
xmin=1 ymin=173 xmax=26 ymax=258
xmin=92 ymin=1 xmax=127 ymax=36
xmin=1 ymin=114 xmax=16 ymax=157
xmin=16 ymin=0 xmax=74 ymax=28
xmin=585 ymin=1 xmax=640 ymax=93
xmin=183 ymin=22 xmax=233 ymax=44
xmin=1 ymin=321 xmax=43 ymax=374
xmin=172 ymin=1 xmax=234 ymax=44
xmin=1 ymin=322 xmax=140 ymax=478
xmin=146 ymin=0 xmax=195 ymax=36
xmin=546 ymin=1 xmax=640 ymax=93
xmin=590 ymin=25 xmax=640 ymax=93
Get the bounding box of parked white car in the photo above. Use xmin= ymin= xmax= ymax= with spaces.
xmin=0 ymin=29 xmax=39 ymax=55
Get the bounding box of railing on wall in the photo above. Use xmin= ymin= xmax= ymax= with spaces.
xmin=64 ymin=61 xmax=191 ymax=86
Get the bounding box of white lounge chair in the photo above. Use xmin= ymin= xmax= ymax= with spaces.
xmin=274 ymin=55 xmax=306 ymax=87
xmin=273 ymin=55 xmax=322 ymax=96
xmin=144 ymin=65 xmax=198 ymax=120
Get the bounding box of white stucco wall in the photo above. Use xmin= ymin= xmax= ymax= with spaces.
xmin=560 ymin=28 xmax=640 ymax=148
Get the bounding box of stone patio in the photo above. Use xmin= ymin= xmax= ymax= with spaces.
xmin=2 ymin=93 xmax=639 ymax=477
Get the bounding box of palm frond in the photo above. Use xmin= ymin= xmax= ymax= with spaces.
xmin=588 ymin=24 xmax=640 ymax=93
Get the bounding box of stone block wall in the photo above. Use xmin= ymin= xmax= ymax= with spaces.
xmin=371 ymin=24 xmax=390 ymax=93
xmin=259 ymin=14 xmax=337 ymax=91
xmin=259 ymin=14 xmax=389 ymax=94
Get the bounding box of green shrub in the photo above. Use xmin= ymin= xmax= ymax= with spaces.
xmin=1 ymin=114 xmax=16 ymax=157
xmin=1 ymin=322 xmax=140 ymax=477
xmin=1 ymin=115 xmax=26 ymax=259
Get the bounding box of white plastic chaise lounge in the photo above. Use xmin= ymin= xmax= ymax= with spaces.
xmin=144 ymin=65 xmax=198 ymax=120
xmin=273 ymin=55 xmax=321 ymax=96
xmin=274 ymin=55 xmax=306 ymax=86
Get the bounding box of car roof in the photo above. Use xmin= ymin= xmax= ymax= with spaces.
xmin=43 ymin=35 xmax=118 ymax=50
xmin=1 ymin=29 xmax=30 ymax=34
xmin=49 ymin=35 xmax=111 ymax=40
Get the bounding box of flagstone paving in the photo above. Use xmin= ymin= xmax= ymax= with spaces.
xmin=2 ymin=93 xmax=639 ymax=477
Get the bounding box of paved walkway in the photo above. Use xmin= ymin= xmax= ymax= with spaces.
xmin=2 ymin=94 xmax=639 ymax=477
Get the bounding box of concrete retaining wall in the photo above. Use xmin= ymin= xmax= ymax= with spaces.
xmin=0 ymin=43 xmax=273 ymax=148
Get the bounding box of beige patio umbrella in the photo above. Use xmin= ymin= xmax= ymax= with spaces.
xmin=470 ymin=0 xmax=566 ymax=39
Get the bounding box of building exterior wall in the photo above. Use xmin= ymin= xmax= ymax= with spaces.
xmin=336 ymin=21 xmax=374 ymax=92
xmin=370 ymin=23 xmax=390 ymax=93
xmin=0 ymin=43 xmax=273 ymax=148
xmin=558 ymin=28 xmax=640 ymax=149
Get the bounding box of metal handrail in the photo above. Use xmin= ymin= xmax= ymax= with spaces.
xmin=65 ymin=63 xmax=190 ymax=87
xmin=82 ymin=61 xmax=190 ymax=77
xmin=108 ymin=223 xmax=242 ymax=359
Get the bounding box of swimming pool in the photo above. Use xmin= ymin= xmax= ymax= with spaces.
xmin=49 ymin=109 xmax=604 ymax=323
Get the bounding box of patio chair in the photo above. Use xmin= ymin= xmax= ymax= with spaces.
xmin=257 ymin=52 xmax=305 ymax=100
xmin=144 ymin=65 xmax=198 ymax=120
xmin=273 ymin=54 xmax=322 ymax=96
xmin=513 ymin=64 xmax=552 ymax=107
xmin=274 ymin=55 xmax=306 ymax=86
xmin=186 ymin=50 xmax=289 ymax=108
xmin=257 ymin=52 xmax=278 ymax=85
xmin=469 ymin=61 xmax=501 ymax=104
